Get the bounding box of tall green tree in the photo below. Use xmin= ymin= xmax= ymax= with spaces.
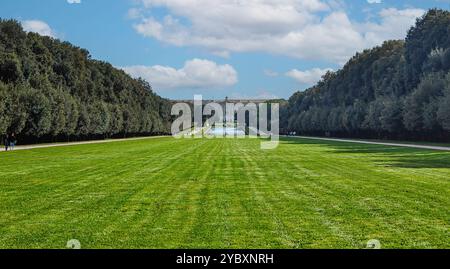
xmin=24 ymin=89 xmax=52 ymax=137
xmin=0 ymin=83 xmax=9 ymax=134
xmin=0 ymin=19 xmax=172 ymax=142
xmin=284 ymin=9 xmax=450 ymax=141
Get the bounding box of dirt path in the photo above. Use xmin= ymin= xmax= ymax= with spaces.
xmin=1 ymin=136 xmax=166 ymax=152
xmin=292 ymin=136 xmax=450 ymax=151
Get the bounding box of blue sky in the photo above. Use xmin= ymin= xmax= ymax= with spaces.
xmin=1 ymin=0 xmax=449 ymax=100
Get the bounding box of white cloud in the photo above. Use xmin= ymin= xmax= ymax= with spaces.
xmin=367 ymin=0 xmax=382 ymax=4
xmin=132 ymin=1 xmax=425 ymax=64
xmin=286 ymin=67 xmax=333 ymax=85
xmin=21 ymin=20 xmax=56 ymax=37
xmin=361 ymin=8 xmax=425 ymax=46
xmin=67 ymin=0 xmax=81 ymax=4
xmin=121 ymin=59 xmax=238 ymax=90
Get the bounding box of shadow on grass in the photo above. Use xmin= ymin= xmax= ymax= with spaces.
xmin=281 ymin=137 xmax=450 ymax=169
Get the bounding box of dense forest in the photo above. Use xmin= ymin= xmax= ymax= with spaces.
xmin=283 ymin=9 xmax=450 ymax=142
xmin=0 ymin=19 xmax=171 ymax=144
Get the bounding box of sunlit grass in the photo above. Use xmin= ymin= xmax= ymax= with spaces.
xmin=0 ymin=137 xmax=449 ymax=249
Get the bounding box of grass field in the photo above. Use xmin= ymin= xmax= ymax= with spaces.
xmin=0 ymin=137 xmax=449 ymax=249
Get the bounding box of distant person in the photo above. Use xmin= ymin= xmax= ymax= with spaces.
xmin=10 ymin=133 xmax=16 ymax=151
xmin=4 ymin=134 xmax=9 ymax=152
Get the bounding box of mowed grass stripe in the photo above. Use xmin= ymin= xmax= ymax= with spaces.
xmin=0 ymin=137 xmax=448 ymax=248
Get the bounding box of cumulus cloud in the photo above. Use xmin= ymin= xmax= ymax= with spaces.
xmin=367 ymin=0 xmax=382 ymax=4
xmin=67 ymin=0 xmax=81 ymax=4
xmin=286 ymin=67 xmax=333 ymax=85
xmin=121 ymin=59 xmax=238 ymax=90
xmin=21 ymin=20 xmax=56 ymax=37
xmin=131 ymin=0 xmax=425 ymax=64
xmin=361 ymin=8 xmax=425 ymax=46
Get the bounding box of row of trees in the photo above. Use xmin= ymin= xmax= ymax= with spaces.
xmin=0 ymin=19 xmax=172 ymax=143
xmin=283 ymin=9 xmax=450 ymax=141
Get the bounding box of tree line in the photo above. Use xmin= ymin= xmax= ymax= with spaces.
xmin=0 ymin=19 xmax=172 ymax=144
xmin=283 ymin=9 xmax=450 ymax=142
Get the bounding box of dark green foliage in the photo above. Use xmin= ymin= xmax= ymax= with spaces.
xmin=285 ymin=9 xmax=450 ymax=141
xmin=0 ymin=83 xmax=9 ymax=134
xmin=0 ymin=19 xmax=171 ymax=142
xmin=24 ymin=89 xmax=52 ymax=137
xmin=363 ymin=99 xmax=384 ymax=132
xmin=0 ymin=52 xmax=22 ymax=83
xmin=405 ymin=9 xmax=450 ymax=86
xmin=380 ymin=98 xmax=403 ymax=133
xmin=438 ymin=78 xmax=450 ymax=131
xmin=437 ymin=97 xmax=450 ymax=131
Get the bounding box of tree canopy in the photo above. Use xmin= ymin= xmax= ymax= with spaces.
xmin=284 ymin=9 xmax=450 ymax=141
xmin=0 ymin=19 xmax=172 ymax=143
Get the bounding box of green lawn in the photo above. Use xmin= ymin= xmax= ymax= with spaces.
xmin=0 ymin=137 xmax=449 ymax=249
